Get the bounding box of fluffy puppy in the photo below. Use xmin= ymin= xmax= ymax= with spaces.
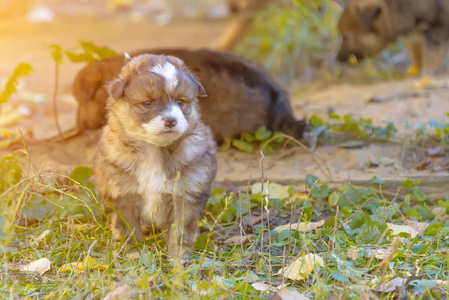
xmin=94 ymin=54 xmax=217 ymax=257
xmin=73 ymin=48 xmax=306 ymax=144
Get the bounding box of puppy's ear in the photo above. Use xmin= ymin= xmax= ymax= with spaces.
xmin=106 ymin=78 xmax=127 ymax=101
xmin=196 ymin=81 xmax=207 ymax=98
xmin=358 ymin=3 xmax=382 ymax=25
xmin=188 ymin=74 xmax=207 ymax=97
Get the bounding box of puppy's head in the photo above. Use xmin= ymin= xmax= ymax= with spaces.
xmin=337 ymin=0 xmax=392 ymax=63
xmin=106 ymin=54 xmax=207 ymax=147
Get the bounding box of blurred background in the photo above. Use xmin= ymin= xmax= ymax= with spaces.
xmin=0 ymin=0 xmax=448 ymax=194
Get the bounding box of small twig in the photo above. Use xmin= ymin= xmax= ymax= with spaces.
xmin=52 ymin=58 xmax=63 ymax=139
xmin=238 ymin=192 xmax=244 ymax=255
xmin=259 ymin=150 xmax=265 ymax=255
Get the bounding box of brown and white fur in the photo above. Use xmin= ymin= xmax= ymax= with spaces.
xmin=337 ymin=0 xmax=449 ymax=74
xmin=94 ymin=54 xmax=217 ymax=258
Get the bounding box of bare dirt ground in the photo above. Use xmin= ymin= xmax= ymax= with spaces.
xmin=1 ymin=15 xmax=448 ymax=198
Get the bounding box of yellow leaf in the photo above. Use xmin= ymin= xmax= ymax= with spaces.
xmin=273 ymin=220 xmax=325 ymax=233
xmin=292 ymin=192 xmax=308 ymax=201
xmin=0 ymin=110 xmax=23 ymax=126
xmin=59 ymin=255 xmax=106 ymax=273
xmin=414 ymin=75 xmax=432 ymax=89
xmin=1 ymin=130 xmax=11 ymax=137
xmin=20 ymin=258 xmax=51 ymax=275
xmin=277 ymin=253 xmax=324 ymax=280
xmin=407 ymin=64 xmax=420 ymax=77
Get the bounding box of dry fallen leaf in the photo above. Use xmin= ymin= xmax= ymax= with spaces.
xmin=251 ymin=182 xmax=290 ymax=200
xmin=20 ymin=258 xmax=51 ymax=275
xmin=243 ymin=211 xmax=268 ymax=228
xmin=272 ymin=289 xmax=311 ymax=300
xmin=431 ymin=207 xmax=446 ymax=216
xmin=273 ymin=220 xmax=325 ymax=234
xmin=277 ymin=253 xmax=324 ymax=280
xmin=365 ymin=248 xmax=390 ymax=259
xmin=386 ymin=223 xmax=419 ymax=238
xmin=224 ymin=234 xmax=252 ymax=246
xmin=102 ymin=285 xmax=130 ymax=300
xmin=368 ymin=156 xmax=396 ymax=167
xmin=251 ymin=282 xmax=276 ymax=292
xmin=405 ymin=220 xmax=429 ymax=235
xmin=347 ymin=248 xmax=360 ymax=260
xmin=373 ymin=277 xmax=405 ymax=293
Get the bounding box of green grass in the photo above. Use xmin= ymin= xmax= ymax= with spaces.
xmin=1 ymin=154 xmax=449 ymax=299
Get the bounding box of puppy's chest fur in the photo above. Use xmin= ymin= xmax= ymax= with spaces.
xmin=102 ymin=123 xmax=213 ymax=215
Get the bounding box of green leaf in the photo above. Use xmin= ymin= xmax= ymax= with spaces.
xmin=271 ymin=131 xmax=285 ymax=143
xmin=310 ymin=114 xmax=324 ymax=126
xmin=70 ymin=165 xmax=93 ymax=185
xmin=305 ymin=174 xmax=320 ymax=187
xmin=0 ymin=215 xmax=6 ymax=239
xmin=254 ymin=126 xmax=272 ymax=141
xmin=329 ymin=112 xmax=340 ymax=120
xmin=261 ymin=144 xmax=273 ymax=155
xmin=232 ymin=140 xmax=254 ymax=153
xmin=412 ymin=188 xmax=427 ymax=202
xmin=50 ymin=44 xmax=63 ymax=66
xmin=218 ymin=137 xmax=232 ymax=151
xmin=0 ymin=155 xmax=23 ymax=192
xmin=241 ymin=132 xmax=255 ymax=143
xmin=311 ymin=183 xmax=329 ymax=200
xmin=328 ymin=191 xmax=342 ymax=207
xmin=401 ymin=178 xmax=414 ymax=189
xmin=372 ymin=176 xmax=385 ymax=184
xmin=0 ymin=63 xmax=33 ymax=105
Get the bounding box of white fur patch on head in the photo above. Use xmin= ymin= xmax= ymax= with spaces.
xmin=150 ymin=62 xmax=179 ymax=92
xmin=141 ymin=104 xmax=188 ymax=146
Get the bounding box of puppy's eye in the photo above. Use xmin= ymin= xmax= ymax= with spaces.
xmin=176 ymin=99 xmax=186 ymax=105
xmin=141 ymin=101 xmax=153 ymax=107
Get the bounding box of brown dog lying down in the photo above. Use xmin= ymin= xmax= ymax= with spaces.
xmin=73 ymin=48 xmax=306 ymax=144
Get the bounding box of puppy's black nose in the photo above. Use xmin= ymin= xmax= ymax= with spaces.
xmin=163 ymin=117 xmax=177 ymax=128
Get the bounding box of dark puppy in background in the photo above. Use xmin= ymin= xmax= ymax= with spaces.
xmin=337 ymin=0 xmax=449 ymax=74
xmin=73 ymin=49 xmax=306 ymax=144
xmin=94 ymin=54 xmax=217 ymax=257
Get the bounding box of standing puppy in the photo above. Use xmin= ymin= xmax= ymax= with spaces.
xmin=337 ymin=0 xmax=449 ymax=74
xmin=94 ymin=54 xmax=217 ymax=257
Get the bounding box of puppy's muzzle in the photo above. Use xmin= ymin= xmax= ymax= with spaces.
xmin=163 ymin=116 xmax=177 ymax=128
